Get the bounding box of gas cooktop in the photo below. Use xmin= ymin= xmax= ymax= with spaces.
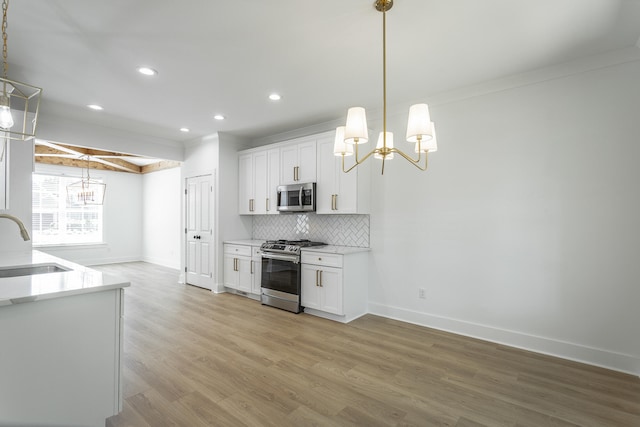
xmin=260 ymin=239 xmax=327 ymax=254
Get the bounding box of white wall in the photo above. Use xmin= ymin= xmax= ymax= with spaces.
xmin=0 ymin=141 xmax=33 ymax=253
xmin=368 ymin=58 xmax=640 ymax=374
xmin=142 ymin=167 xmax=181 ymax=269
xmin=36 ymin=164 xmax=143 ymax=265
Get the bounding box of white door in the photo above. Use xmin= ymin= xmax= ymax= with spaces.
xmin=185 ymin=174 xmax=214 ymax=290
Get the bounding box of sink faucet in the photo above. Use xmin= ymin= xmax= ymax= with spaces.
xmin=0 ymin=214 xmax=31 ymax=241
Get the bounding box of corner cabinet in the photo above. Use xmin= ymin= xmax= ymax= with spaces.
xmin=280 ymin=138 xmax=317 ymax=185
xmin=301 ymin=249 xmax=369 ymax=323
xmin=315 ymin=133 xmax=371 ymax=214
xmin=238 ymin=148 xmax=280 ymax=215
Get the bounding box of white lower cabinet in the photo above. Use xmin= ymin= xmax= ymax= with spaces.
xmin=301 ymin=264 xmax=343 ymax=315
xmin=223 ymin=243 xmax=262 ymax=296
xmin=301 ymin=249 xmax=368 ymax=322
xmin=223 ymin=244 xmax=252 ymax=293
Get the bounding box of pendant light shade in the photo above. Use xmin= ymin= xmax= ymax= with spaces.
xmin=406 ymin=103 xmax=433 ymax=143
xmin=415 ymin=123 xmax=438 ymax=153
xmin=344 ymin=107 xmax=369 ymax=144
xmin=333 ymin=126 xmax=354 ymax=156
xmin=374 ymin=132 xmax=394 ymax=159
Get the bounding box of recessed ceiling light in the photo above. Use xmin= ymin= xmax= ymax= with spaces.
xmin=180 ymin=127 xmax=190 ymax=133
xmin=87 ymin=104 xmax=103 ymax=111
xmin=269 ymin=93 xmax=281 ymax=101
xmin=137 ymin=66 xmax=157 ymax=76
xmin=214 ymin=114 xmax=225 ymax=120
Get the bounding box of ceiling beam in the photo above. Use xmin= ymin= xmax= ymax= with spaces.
xmin=34 ymin=140 xmax=180 ymax=174
xmin=140 ymin=160 xmax=182 ymax=174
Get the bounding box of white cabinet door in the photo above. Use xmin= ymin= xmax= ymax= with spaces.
xmin=266 ymin=148 xmax=280 ymax=214
xmin=297 ymin=140 xmax=317 ymax=183
xmin=238 ymin=153 xmax=253 ymax=215
xmin=237 ymin=257 xmax=253 ymax=293
xmin=316 ymin=137 xmax=337 ymax=214
xmin=223 ymin=254 xmax=239 ymax=289
xmin=251 ymin=247 xmax=263 ymax=294
xmin=280 ymin=144 xmax=299 ymax=185
xmin=318 ymin=266 xmax=343 ymax=315
xmin=301 ymin=264 xmax=322 ymax=310
xmin=253 ymin=151 xmax=268 ymax=215
xmin=0 ymin=139 xmax=7 ymax=210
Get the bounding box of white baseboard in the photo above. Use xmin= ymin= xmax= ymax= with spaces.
xmin=368 ymin=302 xmax=639 ymax=377
xmin=83 ymin=256 xmax=141 ymax=266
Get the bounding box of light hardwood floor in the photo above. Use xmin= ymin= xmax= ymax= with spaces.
xmin=99 ymin=262 xmax=640 ymax=427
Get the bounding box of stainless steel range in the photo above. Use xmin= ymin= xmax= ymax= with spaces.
xmin=259 ymin=239 xmax=326 ymax=313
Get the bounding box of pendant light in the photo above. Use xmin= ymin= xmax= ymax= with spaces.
xmin=66 ymin=156 xmax=106 ymax=206
xmin=334 ymin=0 xmax=438 ymax=174
xmin=0 ymin=0 xmax=42 ymax=141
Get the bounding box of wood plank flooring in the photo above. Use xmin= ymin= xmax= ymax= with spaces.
xmin=98 ymin=262 xmax=640 ymax=427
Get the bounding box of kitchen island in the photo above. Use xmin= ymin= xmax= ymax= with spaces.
xmin=0 ymin=250 xmax=129 ymax=427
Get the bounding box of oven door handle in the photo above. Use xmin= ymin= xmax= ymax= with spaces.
xmin=260 ymin=252 xmax=300 ymax=264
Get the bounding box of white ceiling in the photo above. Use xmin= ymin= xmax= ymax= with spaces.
xmin=9 ymin=0 xmax=640 ymax=144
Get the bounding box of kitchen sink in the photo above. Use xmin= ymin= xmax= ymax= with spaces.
xmin=0 ymin=263 xmax=71 ymax=278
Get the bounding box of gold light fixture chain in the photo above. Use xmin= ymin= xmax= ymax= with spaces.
xmin=1 ymin=0 xmax=7 ymax=79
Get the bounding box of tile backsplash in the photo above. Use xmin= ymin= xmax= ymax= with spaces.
xmin=253 ymin=214 xmax=370 ymax=247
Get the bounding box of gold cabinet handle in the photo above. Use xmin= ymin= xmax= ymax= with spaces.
xmin=266 ymin=198 xmax=269 ymax=212
xmin=334 ymin=194 xmax=338 ymax=211
xmin=250 ymin=260 xmax=254 ymax=274
xmin=319 ymin=270 xmax=323 ymax=287
xmin=315 ymin=270 xmax=319 ymax=287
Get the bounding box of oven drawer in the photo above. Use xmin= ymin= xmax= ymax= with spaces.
xmin=224 ymin=244 xmax=252 ymax=257
xmin=301 ymin=252 xmax=342 ymax=268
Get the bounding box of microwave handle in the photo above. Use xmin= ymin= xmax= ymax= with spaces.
xmin=299 ymin=186 xmax=304 ymax=208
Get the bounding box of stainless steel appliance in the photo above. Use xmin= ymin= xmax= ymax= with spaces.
xmin=260 ymin=239 xmax=326 ymax=313
xmin=276 ymin=183 xmax=316 ymax=212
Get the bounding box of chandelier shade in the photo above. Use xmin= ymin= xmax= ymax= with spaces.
xmin=374 ymin=132 xmax=394 ymax=160
xmin=344 ymin=107 xmax=369 ymax=144
xmin=406 ymin=103 xmax=433 ymax=143
xmin=333 ymin=126 xmax=353 ymax=157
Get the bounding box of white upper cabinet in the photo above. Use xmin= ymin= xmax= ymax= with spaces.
xmin=280 ymin=138 xmax=317 ymax=185
xmin=316 ymin=133 xmax=370 ymax=214
xmin=238 ymin=147 xmax=280 ymax=215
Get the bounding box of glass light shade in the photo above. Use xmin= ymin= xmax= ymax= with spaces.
xmin=0 ymin=94 xmax=13 ymax=130
xmin=415 ymin=122 xmax=438 ymax=153
xmin=406 ymin=103 xmax=433 ymax=143
xmin=333 ymin=126 xmax=353 ymax=156
xmin=344 ymin=107 xmax=368 ymax=144
xmin=0 ymin=105 xmax=13 ymax=130
xmin=374 ymin=132 xmax=394 ymax=159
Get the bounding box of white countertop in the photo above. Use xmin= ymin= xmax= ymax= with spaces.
xmin=302 ymin=245 xmax=370 ymax=255
xmin=0 ymin=250 xmax=130 ymax=307
xmin=224 ymin=239 xmax=266 ymax=246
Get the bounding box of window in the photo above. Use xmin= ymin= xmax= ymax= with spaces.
xmin=32 ymin=173 xmax=104 ymax=245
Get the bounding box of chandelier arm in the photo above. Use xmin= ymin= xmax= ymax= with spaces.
xmin=392 ymin=147 xmax=429 ymax=171
xmin=341 ymin=148 xmax=378 ymax=173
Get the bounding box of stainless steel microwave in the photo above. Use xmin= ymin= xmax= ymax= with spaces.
xmin=277 ymin=183 xmax=316 ymax=212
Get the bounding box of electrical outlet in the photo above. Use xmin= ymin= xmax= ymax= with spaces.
xmin=418 ymin=288 xmax=426 ymax=299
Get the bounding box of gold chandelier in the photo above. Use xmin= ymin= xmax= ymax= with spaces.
xmin=333 ymin=0 xmax=438 ymax=174
xmin=0 ymin=0 xmax=42 ymax=141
